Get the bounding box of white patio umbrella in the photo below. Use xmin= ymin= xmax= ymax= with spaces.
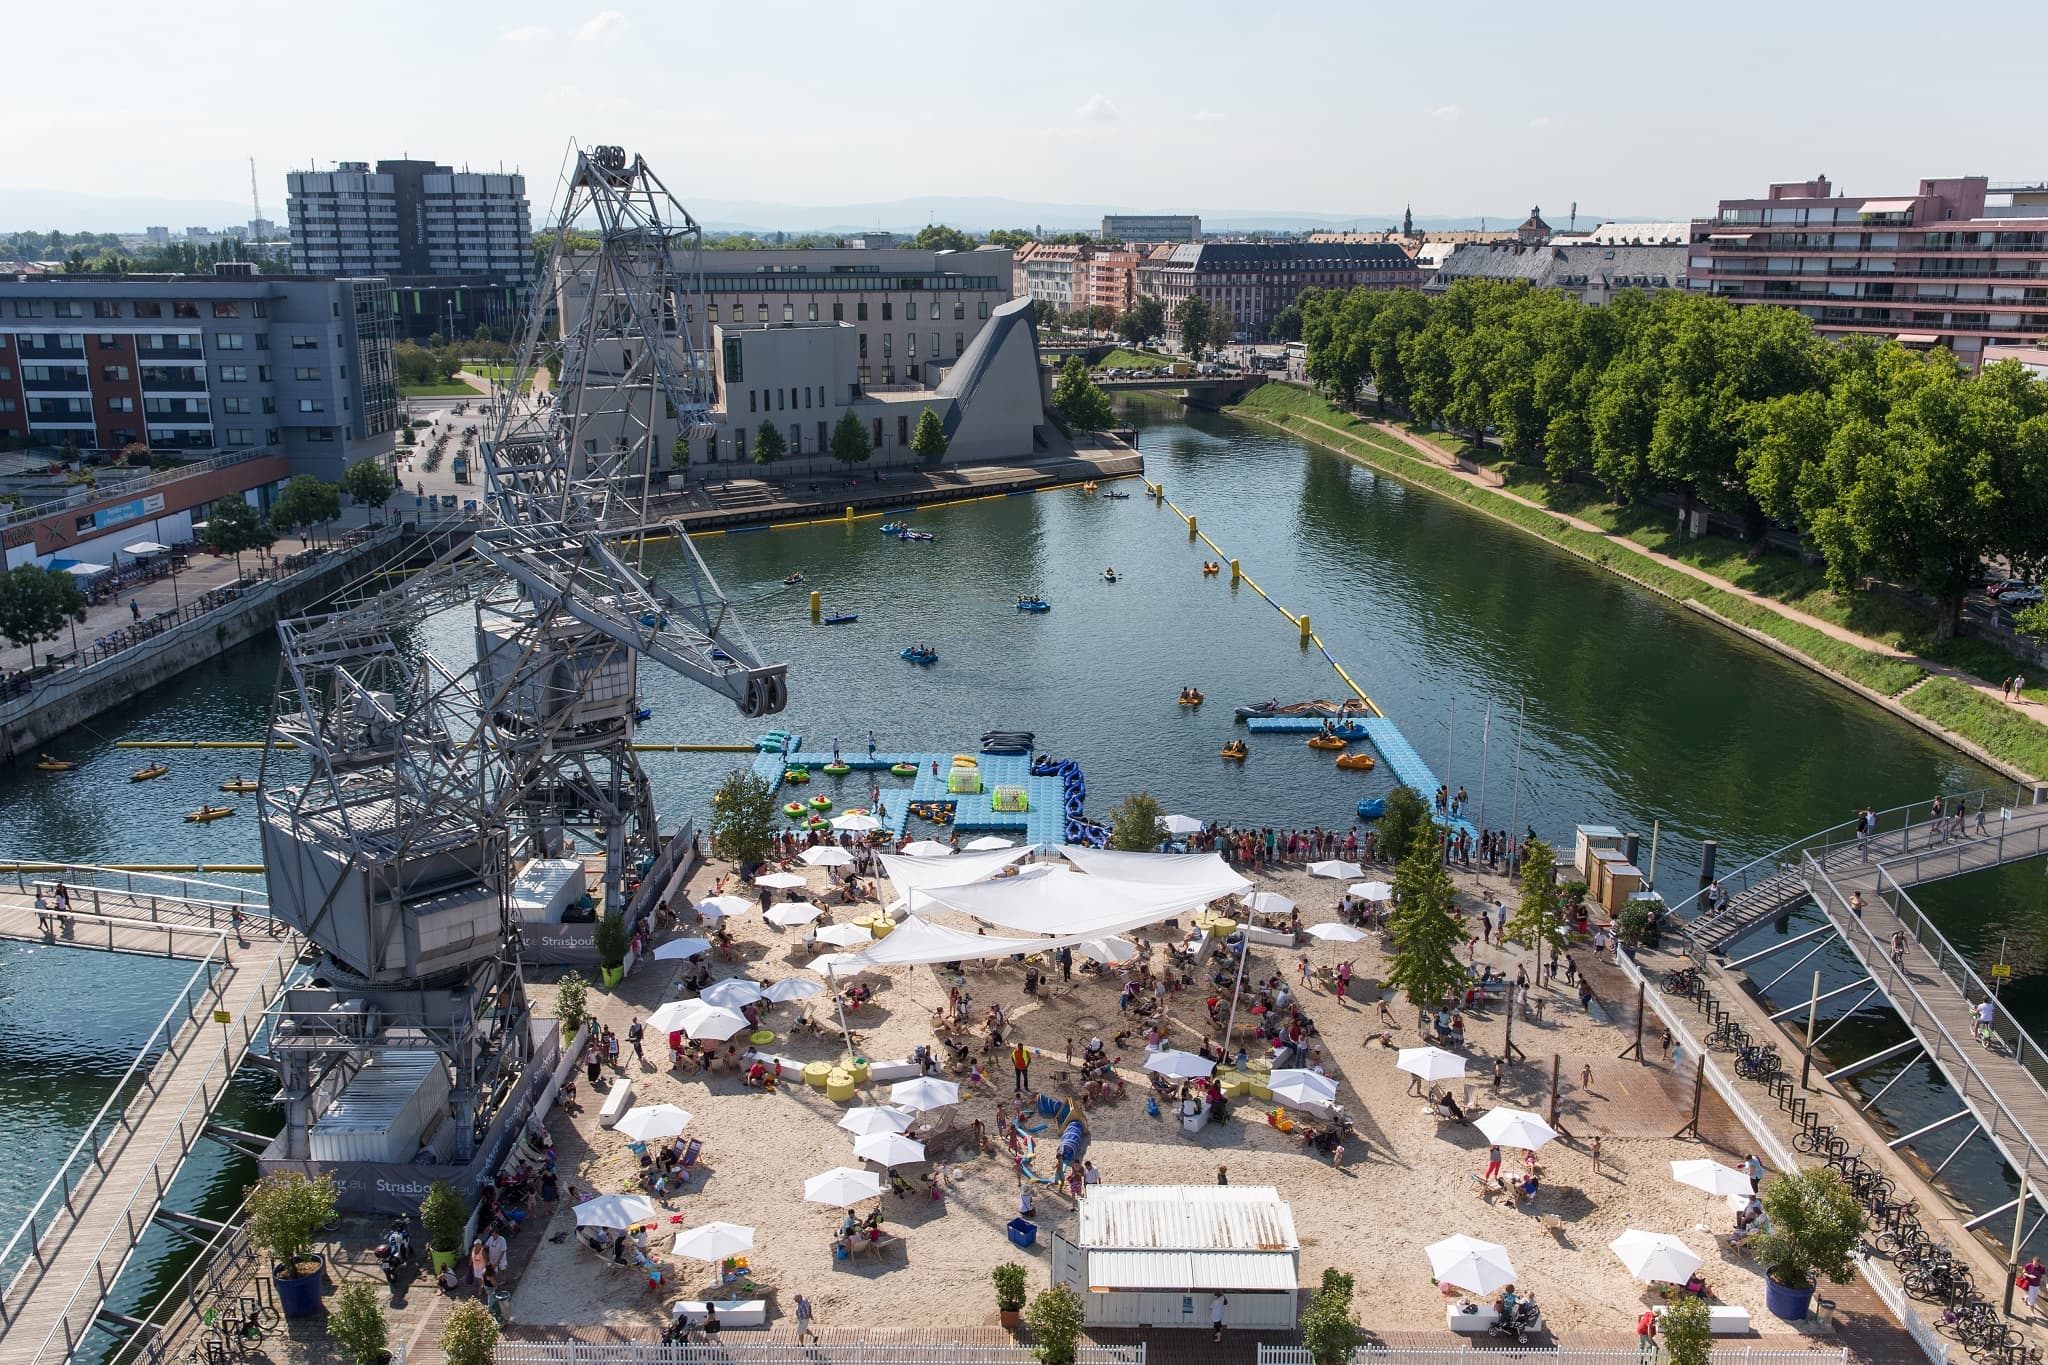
xmin=765 ymin=901 xmax=824 ymax=927
xmin=673 ymin=1222 xmax=755 ymax=1262
xmin=669 ymin=1000 xmax=752 ymax=1041
xmin=1074 ymin=937 xmax=1139 ymax=965
xmin=756 ymin=871 xmax=809 ymax=890
xmin=1426 ymin=1235 xmax=1518 ymax=1296
xmin=1670 ymin=1159 xmax=1754 ymax=1199
xmin=1350 ymin=880 xmax=1395 ymax=900
xmin=852 ymin=1131 xmax=927 ymax=1167
xmin=1308 ymin=859 xmax=1365 ymax=879
xmin=645 ymin=1000 xmax=701 ymax=1034
xmin=651 ymin=936 xmax=713 ymax=961
xmin=122 ymin=541 xmax=172 ymax=556
xmin=964 ymin=835 xmax=1017 ymax=850
xmin=612 ymin=1104 xmax=693 ymax=1142
xmin=804 ymin=1166 xmax=883 ymax=1207
xmin=808 ymin=952 xmax=865 ymax=974
xmin=1610 ymin=1229 xmax=1702 ymax=1284
xmin=696 ymin=894 xmax=753 ymax=918
xmin=838 ymin=1106 xmax=916 ymax=1137
xmin=813 ymin=922 xmax=875 ymax=948
xmin=1474 ymin=1107 xmax=1559 ymax=1151
xmin=831 ymin=812 xmax=884 ymax=833
xmin=1143 ymin=1049 xmax=1215 ymax=1081
xmin=1158 ymin=814 xmax=1205 ymax=836
xmin=801 ymin=845 xmax=855 ymax=868
xmin=573 ymin=1192 xmax=661 ymax=1228
xmin=1241 ymin=891 xmax=1296 ymax=916
xmin=1397 ymin=1047 xmax=1468 ymax=1083
xmin=888 ymin=1077 xmax=960 ymax=1112
xmin=698 ymin=978 xmax=765 ymax=1010
xmin=1268 ymin=1069 xmax=1338 ymax=1106
xmin=1305 ymin=922 xmax=1368 ymax=943
xmin=900 ymin=840 xmax=954 ymax=857
xmin=62 ymin=562 xmax=111 ymax=578
xmin=764 ymin=978 xmax=824 ymax=1003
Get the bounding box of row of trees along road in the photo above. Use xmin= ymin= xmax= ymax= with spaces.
xmin=1300 ymin=280 xmax=2048 ymax=635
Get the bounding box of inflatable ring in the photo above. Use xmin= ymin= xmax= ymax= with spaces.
xmin=823 ymin=762 xmax=851 ymax=776
xmin=951 ymin=754 xmax=979 ymax=768
xmin=809 ymin=795 xmax=832 ymax=810
xmin=784 ymin=802 xmax=807 ymax=818
xmin=890 ymin=763 xmax=917 ymax=777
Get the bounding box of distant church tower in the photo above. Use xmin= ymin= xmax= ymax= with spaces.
xmin=1403 ymin=204 xmax=1413 ymax=238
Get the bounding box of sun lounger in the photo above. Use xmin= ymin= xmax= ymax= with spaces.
xmin=598 ymin=1078 xmax=635 ymax=1128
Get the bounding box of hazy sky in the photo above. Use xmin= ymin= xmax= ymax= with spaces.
xmin=11 ymin=0 xmax=2048 ymax=225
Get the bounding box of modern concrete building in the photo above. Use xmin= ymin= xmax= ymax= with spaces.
xmin=1428 ymin=240 xmax=1690 ymax=303
xmin=1688 ymin=175 xmax=2048 ymax=364
xmin=1102 ymin=214 xmax=1201 ymax=242
xmin=0 ymin=266 xmax=399 ymax=477
xmin=1137 ymin=242 xmax=1421 ymax=342
xmin=287 ymin=160 xmax=533 ymax=286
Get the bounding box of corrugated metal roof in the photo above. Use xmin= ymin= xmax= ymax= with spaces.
xmin=1087 ymin=1250 xmax=1296 ymax=1292
xmin=310 ymin=1048 xmax=445 ymax=1135
xmin=1077 ymin=1185 xmax=1299 ymax=1253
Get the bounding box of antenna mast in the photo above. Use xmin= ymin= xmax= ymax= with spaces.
xmin=249 ymin=157 xmax=265 ymax=232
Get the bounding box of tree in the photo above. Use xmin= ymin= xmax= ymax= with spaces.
xmin=1023 ymin=1283 xmax=1084 ymax=1365
xmin=1052 ymin=356 xmax=1115 ymax=430
xmin=907 ymin=224 xmax=974 ymax=253
xmin=1376 ymin=786 xmax=1429 ymax=866
xmin=751 ymin=422 xmax=786 ymax=465
xmin=270 ymin=475 xmax=341 ymax=541
xmin=831 ymin=409 xmax=872 ymax=467
xmin=987 ymin=228 xmax=1033 ymax=249
xmin=421 ymin=1178 xmax=467 ymax=1258
xmin=1174 ymin=296 xmax=1215 ymax=359
xmin=992 ymin=1262 xmax=1028 ymax=1315
xmin=555 ymin=970 xmax=591 ymax=1039
xmin=1384 ymin=825 xmax=1465 ymax=1009
xmin=1087 ymin=303 xmax=1118 ymax=334
xmin=1747 ymin=1166 xmax=1863 ymax=1294
xmin=594 ymin=912 xmax=628 ymax=973
xmin=911 ymin=408 xmax=949 ymax=462
xmin=328 ymin=1283 xmax=388 ymax=1365
xmin=1107 ymin=791 xmax=1165 ymax=852
xmin=1268 ymin=302 xmax=1304 ymax=343
xmin=1501 ymin=839 xmax=1569 ymax=956
xmin=1032 ymin=299 xmax=1058 ymax=330
xmin=1208 ymin=305 xmax=1238 ymax=354
xmin=440 ymin=1299 xmax=500 ymax=1365
xmin=709 ymin=768 xmax=780 ymax=868
xmin=119 ymin=441 xmax=151 ymax=466
xmin=1119 ymin=296 xmax=1165 ymax=346
xmin=340 ymin=457 xmax=395 ymax=516
xmin=1301 ymin=1267 xmax=1361 ymax=1365
xmin=670 ymin=433 xmax=690 ymax=475
xmin=245 ymin=1171 xmax=338 ymax=1276
xmin=0 ymin=564 xmax=88 ymax=668
xmin=1662 ymin=1292 xmax=1713 ymax=1365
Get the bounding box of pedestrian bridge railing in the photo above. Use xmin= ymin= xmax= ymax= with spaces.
xmin=495 ymin=1345 xmax=1144 ymax=1364
xmin=1256 ymin=1349 xmax=1844 ymax=1365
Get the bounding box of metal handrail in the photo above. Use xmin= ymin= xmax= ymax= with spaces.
xmin=3 ymin=862 xmax=267 ymax=910
xmin=99 ymin=1196 xmax=253 ymax=1365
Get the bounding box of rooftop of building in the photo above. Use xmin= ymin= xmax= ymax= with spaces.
xmin=1152 ymin=241 xmax=1414 ymax=268
xmin=1431 ymin=240 xmax=1689 ymax=289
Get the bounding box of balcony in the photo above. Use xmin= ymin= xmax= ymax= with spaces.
xmin=16 ymin=341 xmax=85 ymax=360
xmin=139 ymin=372 xmax=209 ymax=393
xmin=21 ymin=373 xmax=91 ymax=392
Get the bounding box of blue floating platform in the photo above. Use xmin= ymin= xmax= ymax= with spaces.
xmin=751 ymin=736 xmax=1076 ymax=846
xmin=1244 ymin=716 xmax=1367 ymax=734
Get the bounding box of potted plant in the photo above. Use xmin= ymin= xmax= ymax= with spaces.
xmin=329 ymin=1282 xmax=391 ymax=1364
xmin=556 ymin=970 xmax=590 ymax=1042
xmin=1024 ymin=1283 xmax=1084 ymax=1365
xmin=1747 ymin=1166 xmax=1862 ymax=1320
xmin=441 ymin=1299 xmax=499 ymax=1365
xmin=1302 ymin=1268 xmax=1360 ymax=1365
xmin=594 ymin=913 xmax=628 ymax=989
xmin=244 ymin=1171 xmax=337 ymax=1318
xmin=421 ymin=1178 xmax=467 ymax=1276
xmin=1662 ymin=1292 xmax=1712 ymax=1365
xmin=993 ymin=1261 xmax=1028 ymax=1329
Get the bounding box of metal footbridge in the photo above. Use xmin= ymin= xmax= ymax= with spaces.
xmin=0 ymin=865 xmax=293 ymax=1364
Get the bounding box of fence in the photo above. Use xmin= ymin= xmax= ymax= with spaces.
xmin=495 ymin=1344 xmax=1144 ymax=1365
xmin=1256 ymin=1349 xmax=1842 ymax=1365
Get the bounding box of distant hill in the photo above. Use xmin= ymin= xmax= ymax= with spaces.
xmin=2 ymin=188 xmax=253 ymax=234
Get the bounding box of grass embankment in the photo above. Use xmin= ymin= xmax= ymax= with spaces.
xmin=463 ymin=364 xmax=533 ymax=390
xmin=1902 ymin=679 xmax=2048 ymax=778
xmin=400 ymin=381 xmax=476 ymax=397
xmin=1094 ymin=348 xmax=1176 ymax=371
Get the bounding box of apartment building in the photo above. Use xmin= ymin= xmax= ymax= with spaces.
xmin=287 ymin=159 xmax=533 ymax=286
xmin=1085 ymin=249 xmax=1142 ymax=317
xmin=1428 ymin=241 xmax=1689 ymax=303
xmin=1015 ymin=243 xmax=1089 ymax=314
xmin=0 ymin=267 xmax=398 ymax=478
xmin=1688 ymin=175 xmax=2048 ymax=364
xmin=1103 ymin=214 xmax=1200 ymax=242
xmin=1136 ymin=242 xmax=1421 ymax=342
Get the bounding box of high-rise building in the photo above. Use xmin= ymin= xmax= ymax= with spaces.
xmin=1688 ymin=175 xmax=2048 ymax=365
xmin=287 ymin=159 xmax=532 ymax=286
xmin=145 ymin=227 xmax=170 ymax=246
xmin=1102 ymin=214 xmax=1201 ymax=242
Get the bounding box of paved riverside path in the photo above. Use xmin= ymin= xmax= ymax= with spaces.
xmin=0 ymin=897 xmax=297 ymax=1364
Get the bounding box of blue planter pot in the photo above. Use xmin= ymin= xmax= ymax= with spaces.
xmin=273 ymin=1255 xmax=325 ymax=1318
xmin=1764 ymin=1274 xmax=1813 ymax=1322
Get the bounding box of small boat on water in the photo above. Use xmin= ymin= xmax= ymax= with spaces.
xmin=1307 ymin=734 xmax=1349 ymax=751
xmin=634 ymin=706 xmax=653 ymax=722
xmin=823 ymin=613 xmax=858 ymax=625
xmin=1102 ymin=571 xmax=1120 ymax=583
xmin=221 ymin=778 xmax=260 ymax=794
xmin=1178 ymin=689 xmax=1204 ymax=707
xmin=1334 ymin=752 xmax=1377 ymax=771
xmin=710 ymin=647 xmax=732 ymax=661
xmin=1357 ymin=797 xmax=1387 ymax=820
xmin=783 ymin=572 xmax=805 ymax=585
xmin=897 ymin=530 xmax=935 ymax=543
xmin=131 ymin=763 xmax=169 ymax=782
xmin=1202 ymin=562 xmax=1221 ymax=575
xmin=901 ymin=646 xmax=939 ymax=666
xmin=184 ymin=805 xmax=235 ymax=824
xmin=1015 ymin=597 xmax=1051 ymax=612
xmin=1220 ymin=740 xmax=1249 ymax=761
xmin=879 ymin=522 xmax=909 ymax=534
xmin=36 ymin=755 xmax=74 ymax=772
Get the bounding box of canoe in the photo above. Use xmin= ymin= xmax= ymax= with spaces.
xmin=132 ymin=764 xmax=169 ymax=782
xmin=184 ymin=806 xmax=236 ymax=824
xmin=823 ymin=614 xmax=858 ymax=625
xmin=221 ymin=779 xmax=260 ymax=794
xmin=36 ymin=756 xmax=75 ymax=772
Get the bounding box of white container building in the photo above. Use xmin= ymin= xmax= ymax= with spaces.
xmin=1049 ymin=1184 xmax=1300 ymax=1329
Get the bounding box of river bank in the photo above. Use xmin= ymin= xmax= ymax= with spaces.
xmin=1226 ymin=383 xmax=2048 ymax=789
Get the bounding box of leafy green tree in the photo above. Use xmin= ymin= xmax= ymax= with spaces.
xmin=1748 ymin=1166 xmax=1863 ymax=1294
xmin=911 ymin=408 xmax=949 ymax=462
xmin=1208 ymin=305 xmax=1238 ymax=354
xmin=751 ymin=422 xmax=786 ymax=465
xmin=986 ymin=228 xmax=1033 ymax=249
xmin=244 ymin=1170 xmax=337 ymax=1276
xmin=1301 ymin=1267 xmax=1361 ymax=1365
xmin=1052 ymin=356 xmax=1115 ymax=430
xmin=1032 ymin=299 xmax=1058 ymax=330
xmin=1173 ymin=296 xmax=1215 ymax=359
xmin=440 ymin=1299 xmax=499 ymax=1365
xmin=1268 ymin=303 xmax=1304 ymax=343
xmin=1501 ymin=838 xmax=1569 ymax=955
xmin=1384 ymin=825 xmax=1465 ymax=1009
xmin=670 ymin=433 xmax=690 ymax=474
xmin=271 ymin=475 xmax=342 ymax=540
xmin=1087 ymin=303 xmax=1118 ymax=334
xmin=709 ymin=768 xmax=780 ymax=867
xmin=907 ymin=224 xmax=974 ymax=253
xmin=0 ymin=564 xmax=89 ymax=667
xmin=1118 ymin=295 xmax=1165 ymax=346
xmin=1662 ymin=1292 xmax=1712 ymax=1365
xmin=1376 ymin=785 xmax=1429 ymax=864
xmin=328 ymin=1282 xmax=388 ymax=1365
xmin=340 ymin=457 xmax=395 ymax=514
xmin=1023 ymin=1283 xmax=1084 ymax=1365
xmin=1108 ymin=791 xmax=1165 ymax=852
xmin=554 ymin=971 xmax=591 ymax=1039
xmin=830 ymin=410 xmax=872 ymax=467
xmin=206 ymin=496 xmax=276 ymax=577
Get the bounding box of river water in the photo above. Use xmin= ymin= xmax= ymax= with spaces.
xmin=3 ymin=399 xmax=2042 ymax=1344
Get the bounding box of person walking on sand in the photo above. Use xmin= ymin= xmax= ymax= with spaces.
xmin=1581 ymin=1062 xmax=1594 ymax=1093
xmin=1590 ymin=1135 xmax=1603 ymax=1175
xmin=627 ymin=1017 xmax=644 ymax=1064
xmin=1484 ymin=1144 xmax=1503 ymax=1181
xmin=796 ymin=1293 xmax=816 ymax=1341
xmin=2019 ymin=1256 xmax=2044 ymax=1315
xmin=1011 ymin=1041 xmax=1031 ymax=1096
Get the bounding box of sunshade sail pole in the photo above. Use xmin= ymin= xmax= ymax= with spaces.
xmin=1220 ymin=929 xmax=1250 ymax=1053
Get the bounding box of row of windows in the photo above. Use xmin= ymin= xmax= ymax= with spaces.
xmin=747 ymin=385 xmax=829 ymax=414
xmin=710 ymin=299 xmax=990 ymax=325
xmin=7 ymin=298 xmax=270 ymax=320
xmin=716 ymin=413 xmax=928 ymax=462
xmin=699 ymin=274 xmax=1001 ymax=293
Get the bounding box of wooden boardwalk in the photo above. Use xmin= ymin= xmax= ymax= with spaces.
xmin=0 ymin=886 xmax=297 ymax=1364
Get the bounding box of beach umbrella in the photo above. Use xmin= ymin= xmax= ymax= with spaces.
xmin=900 ymin=840 xmax=953 ymax=857
xmin=1268 ymin=1069 xmax=1338 ymax=1106
xmin=697 ymin=894 xmax=753 ymax=918
xmin=1158 ymin=814 xmax=1205 ymax=836
xmin=1074 ymin=937 xmax=1139 ymax=965
xmin=61 ymin=562 xmax=111 ymax=578
xmin=1671 ymin=1159 xmax=1753 ymax=1199
xmin=1308 ymin=859 xmax=1365 ymax=879
xmin=1350 ymin=881 xmax=1395 ymax=900
xmin=644 ymin=1000 xmax=700 ymax=1034
xmin=838 ymin=1106 xmax=916 ymax=1137
xmin=888 ymin=1077 xmax=960 ymax=1111
xmin=765 ymin=901 xmax=824 ymax=927
xmin=831 ymin=812 xmax=884 ymax=833
xmin=651 ymin=936 xmax=713 ymax=961
xmin=801 ymin=845 xmax=855 ymax=868
xmin=573 ymin=1192 xmax=661 ymax=1228
xmin=1143 ymin=1049 xmax=1215 ymax=1081
xmin=808 ymin=952 xmax=866 ymax=975
xmin=964 ymin=835 xmax=1017 ymax=850
xmin=1305 ymin=922 xmax=1368 ymax=943
xmin=756 ymin=871 xmax=809 ymax=890
xmin=1426 ymin=1235 xmax=1518 ymax=1296
xmin=122 ymin=540 xmax=172 ymax=556
xmin=698 ymin=978 xmax=765 ymax=1010
xmin=1397 ymin=1047 xmax=1468 ymax=1083
xmin=673 ymin=1222 xmax=755 ymax=1262
xmin=813 ymin=922 xmax=875 ymax=948
xmin=853 ymin=1131 xmax=927 ymax=1167
xmin=1610 ymin=1229 xmax=1702 ymax=1284
xmin=612 ymin=1104 xmax=692 ymax=1142
xmin=764 ymin=978 xmax=823 ymax=1003
xmin=804 ymin=1167 xmax=883 ymax=1207
xmin=1474 ymin=1107 xmax=1559 ymax=1151
xmin=666 ymin=1000 xmax=752 ymax=1041
xmin=1241 ymin=891 xmax=1296 ymax=916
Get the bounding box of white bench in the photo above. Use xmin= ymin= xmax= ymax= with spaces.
xmin=865 ymin=1058 xmax=922 ymax=1082
xmin=1653 ymin=1304 xmax=1752 ymax=1335
xmin=598 ymin=1078 xmax=635 ymax=1128
xmin=671 ymin=1299 xmax=768 ymax=1328
xmin=1447 ymin=1304 xmax=1497 ymax=1334
xmin=1242 ymin=925 xmax=1294 ymax=947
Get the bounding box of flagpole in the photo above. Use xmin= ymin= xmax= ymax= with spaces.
xmin=1445 ymin=696 xmax=1456 ymax=798
xmin=1476 ymin=700 xmax=1492 ymax=838
xmin=1219 ymin=933 xmax=1251 ymax=1058
xmin=1507 ymin=695 xmax=1527 ymax=845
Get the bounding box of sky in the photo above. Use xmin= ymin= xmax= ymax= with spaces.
xmin=8 ymin=0 xmax=2048 ymax=231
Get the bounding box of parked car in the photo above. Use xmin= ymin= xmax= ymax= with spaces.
xmin=2003 ymin=587 xmax=2045 ymax=605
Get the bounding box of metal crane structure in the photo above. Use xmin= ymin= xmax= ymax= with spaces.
xmin=255 ymin=143 xmax=785 ymax=1170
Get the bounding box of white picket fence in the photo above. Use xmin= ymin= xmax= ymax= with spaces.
xmin=495 ymin=1344 xmax=1144 ymax=1365
xmin=1257 ymin=1347 xmax=1846 ymax=1365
